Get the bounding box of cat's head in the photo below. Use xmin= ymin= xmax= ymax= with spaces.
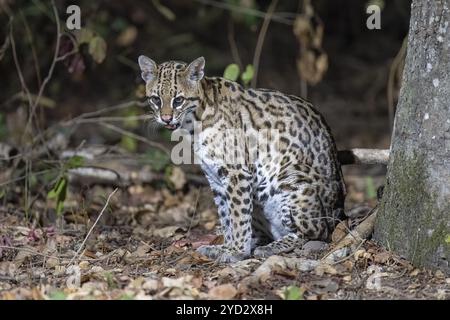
xmin=138 ymin=56 xmax=205 ymax=130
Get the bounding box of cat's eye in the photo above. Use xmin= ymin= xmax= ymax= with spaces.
xmin=172 ymin=96 xmax=185 ymax=109
xmin=149 ymin=96 xmax=161 ymax=107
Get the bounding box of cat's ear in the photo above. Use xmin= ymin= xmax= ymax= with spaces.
xmin=138 ymin=55 xmax=157 ymax=82
xmin=185 ymin=57 xmax=205 ymax=82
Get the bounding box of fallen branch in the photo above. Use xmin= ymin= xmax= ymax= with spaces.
xmin=337 ymin=149 xmax=390 ymax=165
xmin=322 ymin=208 xmax=378 ymax=264
xmin=67 ymin=166 xmax=207 ymax=186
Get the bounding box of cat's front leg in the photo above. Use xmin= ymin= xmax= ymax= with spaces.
xmin=197 ymin=169 xmax=253 ymax=263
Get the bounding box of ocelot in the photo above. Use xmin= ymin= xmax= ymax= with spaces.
xmin=138 ymin=55 xmax=346 ymax=262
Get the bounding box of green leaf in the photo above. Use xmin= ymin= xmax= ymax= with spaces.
xmin=66 ymin=156 xmax=85 ymax=169
xmin=47 ymin=177 xmax=67 ymax=216
xmin=365 ymin=176 xmax=377 ymax=200
xmin=223 ymin=63 xmax=240 ymax=81
xmin=120 ymin=135 xmax=137 ymax=152
xmin=47 ymin=177 xmax=66 ymax=199
xmin=49 ymin=290 xmax=67 ymax=300
xmin=89 ymin=36 xmax=107 ymax=64
xmin=284 ymin=286 xmax=304 ymax=300
xmin=241 ymin=64 xmax=254 ymax=86
xmin=445 ymin=234 xmax=450 ymax=244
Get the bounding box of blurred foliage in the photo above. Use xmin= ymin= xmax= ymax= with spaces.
xmin=223 ymin=63 xmax=254 ymax=86
xmin=365 ymin=176 xmax=377 ymax=200
xmin=47 ymin=176 xmax=67 ymax=215
xmin=144 ymin=149 xmax=171 ymax=172
xmin=0 ymin=113 xmax=7 ymax=140
xmin=223 ymin=63 xmax=240 ymax=81
xmin=227 ymin=0 xmax=259 ymax=29
xmin=366 ymin=0 xmax=385 ymax=11
xmin=46 ymin=156 xmax=84 ymax=215
xmin=48 ymin=290 xmax=68 ymax=300
xmin=241 ymin=64 xmax=254 ymax=86
xmin=0 ymin=0 xmax=411 ymax=152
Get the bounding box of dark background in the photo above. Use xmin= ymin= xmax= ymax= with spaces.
xmin=0 ymin=0 xmax=411 ymax=150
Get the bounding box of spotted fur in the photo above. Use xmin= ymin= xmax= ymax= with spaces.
xmin=138 ymin=56 xmax=346 ymax=262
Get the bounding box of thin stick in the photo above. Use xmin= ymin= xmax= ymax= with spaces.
xmin=99 ymin=122 xmax=170 ymax=154
xmin=251 ymin=0 xmax=279 ymax=88
xmin=68 ymin=188 xmax=118 ymax=266
xmin=227 ymin=18 xmax=243 ymax=70
xmin=22 ymin=0 xmax=61 ymax=142
xmin=20 ymin=10 xmax=42 ymax=87
xmin=193 ymin=0 xmax=293 ymax=25
xmin=31 ymin=100 xmax=144 ymax=146
xmin=67 ymin=114 xmax=153 ymax=125
xmin=10 ymin=20 xmax=33 ymax=107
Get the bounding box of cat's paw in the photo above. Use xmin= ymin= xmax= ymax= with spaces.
xmin=253 ymin=245 xmax=277 ymax=258
xmin=196 ymin=245 xmax=248 ymax=263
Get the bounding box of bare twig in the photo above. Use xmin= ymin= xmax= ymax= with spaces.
xmin=56 ymin=32 xmax=78 ymax=62
xmin=62 ymin=101 xmax=146 ymax=125
xmin=20 ymin=10 xmax=42 ymax=87
xmin=55 ymin=49 xmax=77 ymax=62
xmin=98 ymin=121 xmax=170 ymax=154
xmin=23 ymin=0 xmax=61 ymax=139
xmin=227 ymin=19 xmax=243 ymax=70
xmin=68 ymin=188 xmax=118 ymax=266
xmin=10 ymin=19 xmax=33 ymax=107
xmin=0 ymin=169 xmax=56 ymax=187
xmin=251 ymin=0 xmax=279 ymax=88
xmin=66 ymin=114 xmax=153 ymax=125
xmin=194 ymin=0 xmax=294 ymax=25
xmin=323 ymin=209 xmax=378 ymax=264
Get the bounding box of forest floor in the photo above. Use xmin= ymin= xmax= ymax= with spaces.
xmin=0 ymin=168 xmax=448 ymax=300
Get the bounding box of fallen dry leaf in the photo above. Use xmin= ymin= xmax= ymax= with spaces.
xmin=173 ymin=234 xmax=223 ymax=249
xmin=331 ymin=220 xmax=348 ymax=243
xmin=152 ymin=226 xmax=185 ymax=238
xmin=373 ymin=251 xmax=391 ymax=264
xmin=409 ymin=269 xmax=421 ymax=277
xmin=208 ymin=283 xmax=237 ymax=300
xmin=315 ymin=263 xmax=338 ymax=276
xmin=168 ymin=167 xmax=187 ymax=190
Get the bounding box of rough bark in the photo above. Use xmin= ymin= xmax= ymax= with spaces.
xmin=374 ymin=0 xmax=450 ymax=274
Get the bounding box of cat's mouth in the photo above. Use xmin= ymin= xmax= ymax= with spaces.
xmin=165 ymin=123 xmax=179 ymax=130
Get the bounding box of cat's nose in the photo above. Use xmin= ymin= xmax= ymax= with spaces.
xmin=161 ymin=114 xmax=173 ymax=123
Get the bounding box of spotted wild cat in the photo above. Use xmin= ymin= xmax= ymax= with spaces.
xmin=138 ymin=55 xmax=346 ymax=262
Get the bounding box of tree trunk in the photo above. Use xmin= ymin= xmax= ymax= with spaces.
xmin=374 ymin=0 xmax=450 ymax=274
